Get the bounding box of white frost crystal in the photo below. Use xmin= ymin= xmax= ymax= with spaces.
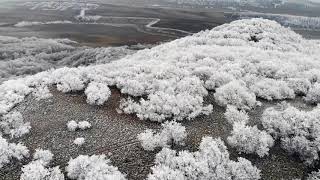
xmin=66 ymin=154 xmax=126 ymax=180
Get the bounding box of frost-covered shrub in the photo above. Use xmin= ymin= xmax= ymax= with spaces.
xmin=121 ymin=92 xmax=213 ymax=122
xmin=227 ymin=122 xmax=274 ymax=157
xmin=0 ymin=111 xmax=31 ymax=138
xmin=67 ymin=121 xmax=78 ymax=132
xmin=78 ymin=121 xmax=91 ymax=130
xmin=205 ymin=71 xmax=234 ymax=90
xmin=67 ymin=121 xmax=91 ymax=131
xmin=74 ymin=138 xmax=85 ymax=146
xmin=21 ymin=149 xmax=64 ymax=180
xmin=148 ymin=137 xmax=261 ymax=180
xmin=224 ymin=105 xmax=249 ymax=125
xmin=53 ymin=68 xmax=86 ymax=93
xmin=66 ymin=155 xmax=126 ymax=180
xmin=33 ymin=149 xmax=54 ymax=166
xmin=305 ymin=83 xmax=320 ymax=104
xmin=137 ymin=121 xmax=186 ymax=151
xmin=308 ymin=170 xmax=320 ymax=180
xmin=85 ymin=82 xmax=111 ymax=105
xmin=0 ymin=135 xmax=29 ymax=168
xmin=214 ymin=81 xmax=257 ymax=110
xmin=262 ymin=104 xmax=320 ymax=164
xmin=287 ymin=78 xmax=311 ymax=96
xmin=250 ymin=78 xmax=295 ymax=100
xmin=32 ymin=86 xmax=52 ymax=100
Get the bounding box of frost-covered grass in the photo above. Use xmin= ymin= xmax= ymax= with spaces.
xmin=262 ymin=103 xmax=320 ymax=165
xmin=148 ymin=137 xmax=261 ymax=180
xmin=66 ymin=155 xmax=126 ymax=180
xmin=137 ymin=121 xmax=186 ymax=151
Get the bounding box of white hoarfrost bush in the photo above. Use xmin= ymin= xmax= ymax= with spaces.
xmin=227 ymin=122 xmax=274 ymax=157
xmin=67 ymin=121 xmax=78 ymax=132
xmin=137 ymin=121 xmax=187 ymax=151
xmin=33 ymin=149 xmax=53 ymax=166
xmin=74 ymin=137 xmax=85 ymax=146
xmin=305 ymin=83 xmax=320 ymax=104
xmin=78 ymin=121 xmax=91 ymax=130
xmin=32 ymin=86 xmax=52 ymax=100
xmin=0 ymin=135 xmax=29 ymax=168
xmin=308 ymin=170 xmax=320 ymax=180
xmin=21 ymin=149 xmax=64 ymax=180
xmin=66 ymin=155 xmax=126 ymax=180
xmin=67 ymin=121 xmax=91 ymax=131
xmin=0 ymin=111 xmax=31 ymax=138
xmin=204 ymin=71 xmax=234 ymax=90
xmin=288 ymin=78 xmax=311 ymax=96
xmin=148 ymin=137 xmax=261 ymax=180
xmin=121 ymin=92 xmax=213 ymax=122
xmin=52 ymin=67 xmax=86 ymax=93
xmin=85 ymin=82 xmax=111 ymax=105
xmin=262 ymin=103 xmax=320 ymax=164
xmin=250 ymin=78 xmax=295 ymax=100
xmin=224 ymin=105 xmax=249 ymax=124
xmin=214 ymin=81 xmax=257 ymax=110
